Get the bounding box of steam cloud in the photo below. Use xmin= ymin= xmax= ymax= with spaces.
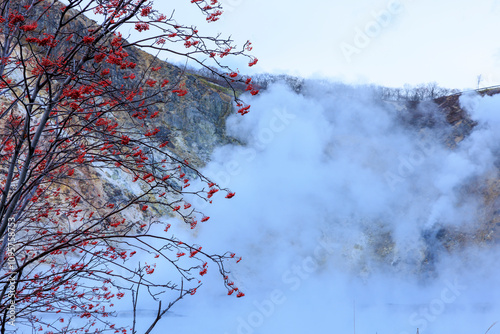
xmin=141 ymin=82 xmax=500 ymax=333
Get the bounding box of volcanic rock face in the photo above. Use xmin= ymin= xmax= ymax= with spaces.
xmin=20 ymin=0 xmax=239 ymax=168
xmin=107 ymin=46 xmax=238 ymax=168
xmin=372 ymin=92 xmax=500 ymax=274
xmin=75 ymin=55 xmax=239 ymax=224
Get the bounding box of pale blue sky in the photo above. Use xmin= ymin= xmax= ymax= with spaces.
xmin=157 ymin=0 xmax=500 ymax=90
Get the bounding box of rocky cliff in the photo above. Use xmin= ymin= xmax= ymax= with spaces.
xmin=375 ymin=89 xmax=500 ymax=273
xmin=28 ymin=0 xmax=240 ymax=168
xmin=71 ymin=46 xmax=241 ymax=228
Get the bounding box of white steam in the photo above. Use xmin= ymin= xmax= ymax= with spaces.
xmin=148 ymin=82 xmax=500 ymax=333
